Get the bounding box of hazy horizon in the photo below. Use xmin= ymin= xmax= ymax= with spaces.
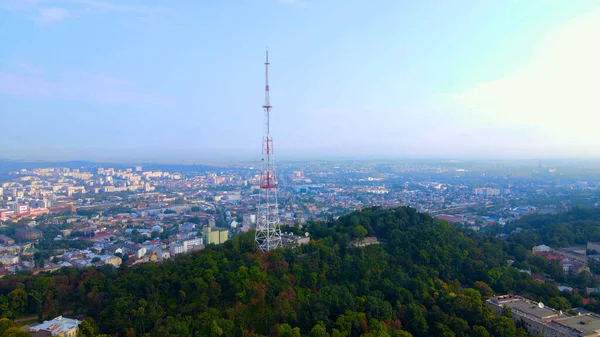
xmin=2 ymin=0 xmax=600 ymax=161
xmin=3 ymin=154 xmax=600 ymax=167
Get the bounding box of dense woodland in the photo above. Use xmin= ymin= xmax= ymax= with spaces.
xmin=499 ymin=207 xmax=600 ymax=248
xmin=2 ymin=207 xmax=600 ymax=336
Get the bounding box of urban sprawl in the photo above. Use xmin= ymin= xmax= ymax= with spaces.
xmin=0 ymin=161 xmax=598 ymax=279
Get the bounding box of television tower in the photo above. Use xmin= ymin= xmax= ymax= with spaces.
xmin=255 ymin=50 xmax=283 ymax=252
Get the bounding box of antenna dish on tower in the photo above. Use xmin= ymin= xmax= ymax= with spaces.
xmin=539 ymin=302 xmax=545 ymax=308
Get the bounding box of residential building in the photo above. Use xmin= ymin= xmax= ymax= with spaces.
xmin=473 ymin=188 xmax=501 ymax=196
xmin=15 ymin=227 xmax=43 ymax=241
xmin=99 ymin=255 xmax=122 ymax=267
xmin=281 ymin=233 xmax=310 ymax=247
xmin=30 ymin=316 xmax=81 ymax=337
xmin=587 ymin=242 xmax=600 ymax=253
xmin=533 ymin=244 xmax=551 ymax=255
xmin=182 ymin=237 xmax=202 ymax=251
xmin=169 ymin=243 xmax=185 ymax=255
xmin=202 ymin=226 xmax=228 ymax=245
xmin=0 ymin=255 xmax=19 ymax=266
xmin=0 ymin=235 xmax=15 ymax=245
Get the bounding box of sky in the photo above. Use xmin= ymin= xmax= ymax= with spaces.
xmin=1 ymin=0 xmax=600 ymax=163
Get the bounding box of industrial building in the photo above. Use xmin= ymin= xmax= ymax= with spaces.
xmin=487 ymin=295 xmax=600 ymax=337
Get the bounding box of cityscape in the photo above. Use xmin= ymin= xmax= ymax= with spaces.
xmin=2 ymin=0 xmax=600 ymax=336
xmin=0 ymin=159 xmax=599 ymax=275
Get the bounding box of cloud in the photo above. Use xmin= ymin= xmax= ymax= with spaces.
xmin=0 ymin=72 xmax=61 ymax=96
xmin=1 ymin=0 xmax=168 ymax=24
xmin=17 ymin=61 xmax=44 ymax=74
xmin=446 ymin=9 xmax=600 ymax=153
xmin=35 ymin=7 xmax=69 ymax=24
xmin=60 ymin=0 xmax=167 ymax=14
xmin=0 ymin=64 xmax=166 ymax=105
xmin=278 ymin=0 xmax=306 ymax=7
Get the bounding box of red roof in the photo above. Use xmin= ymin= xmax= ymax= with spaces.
xmin=435 ymin=215 xmax=463 ymax=223
xmin=82 ymin=232 xmax=112 ymax=241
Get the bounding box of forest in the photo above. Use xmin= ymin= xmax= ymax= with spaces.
xmin=1 ymin=206 xmax=599 ymax=337
xmin=495 ymin=207 xmax=600 ymax=248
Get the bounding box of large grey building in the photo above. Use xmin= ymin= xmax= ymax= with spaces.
xmin=487 ymin=295 xmax=600 ymax=337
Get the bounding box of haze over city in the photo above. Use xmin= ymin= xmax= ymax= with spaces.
xmin=2 ymin=0 xmax=600 ymax=162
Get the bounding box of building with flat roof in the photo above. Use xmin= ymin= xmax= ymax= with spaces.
xmin=281 ymin=233 xmax=310 ymax=247
xmin=487 ymin=295 xmax=600 ymax=337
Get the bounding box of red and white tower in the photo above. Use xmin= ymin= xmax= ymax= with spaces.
xmin=255 ymin=50 xmax=283 ymax=252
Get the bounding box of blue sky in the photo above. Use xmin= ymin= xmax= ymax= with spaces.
xmin=1 ymin=0 xmax=600 ymax=162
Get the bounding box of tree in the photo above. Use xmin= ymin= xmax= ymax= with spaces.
xmin=473 ymin=282 xmax=494 ymax=298
xmin=0 ymin=319 xmax=12 ymax=335
xmin=404 ymin=304 xmax=428 ymax=337
xmin=353 ymin=225 xmax=368 ymax=240
xmin=28 ymin=289 xmax=46 ymax=322
xmin=309 ymin=322 xmax=330 ymax=337
xmin=470 ymin=326 xmax=489 ymax=337
xmin=0 ymin=206 xmax=589 ymax=337
xmin=487 ymin=316 xmax=517 ymax=337
xmin=276 ymin=324 xmax=301 ymax=337
xmin=1 ymin=327 xmax=32 ymax=337
xmin=7 ymin=289 xmax=27 ymax=317
xmin=78 ymin=318 xmax=99 ymax=337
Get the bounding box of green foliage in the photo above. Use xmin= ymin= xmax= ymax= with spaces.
xmin=0 ymin=206 xmax=563 ymax=336
xmin=0 ymin=319 xmax=12 ymax=336
xmin=78 ymin=318 xmax=99 ymax=337
xmin=503 ymin=207 xmax=600 ymax=248
xmin=7 ymin=289 xmax=27 ymax=318
xmin=1 ymin=327 xmax=32 ymax=337
xmin=0 ymin=318 xmax=32 ymax=337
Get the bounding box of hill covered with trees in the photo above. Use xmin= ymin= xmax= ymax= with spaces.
xmin=499 ymin=207 xmax=600 ymax=249
xmin=0 ymin=207 xmax=567 ymax=336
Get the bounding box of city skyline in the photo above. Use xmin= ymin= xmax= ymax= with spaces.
xmin=2 ymin=0 xmax=600 ymax=161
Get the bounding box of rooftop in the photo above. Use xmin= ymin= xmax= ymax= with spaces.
xmin=488 ymin=295 xmax=563 ymax=322
xmin=30 ymin=316 xmax=81 ymax=336
xmin=550 ymin=314 xmax=600 ymax=336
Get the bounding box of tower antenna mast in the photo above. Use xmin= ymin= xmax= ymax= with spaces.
xmin=255 ymin=50 xmax=283 ymax=252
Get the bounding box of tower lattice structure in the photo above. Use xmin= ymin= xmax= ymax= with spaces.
xmin=255 ymin=50 xmax=283 ymax=252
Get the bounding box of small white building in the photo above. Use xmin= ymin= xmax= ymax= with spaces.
xmin=30 ymin=315 xmax=81 ymax=337
xmin=170 ymin=243 xmax=185 ymax=255
xmin=0 ymin=255 xmax=19 ymax=266
xmin=532 ymin=244 xmax=551 ymax=255
xmin=182 ymin=237 xmax=202 ymax=251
